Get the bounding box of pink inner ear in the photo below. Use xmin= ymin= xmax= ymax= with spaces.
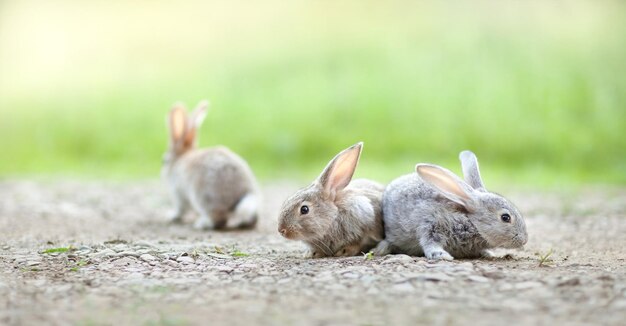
xmin=326 ymin=147 xmax=360 ymax=192
xmin=170 ymin=108 xmax=186 ymax=141
xmin=418 ymin=166 xmax=471 ymax=202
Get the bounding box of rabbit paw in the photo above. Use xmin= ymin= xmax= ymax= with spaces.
xmin=305 ymin=249 xmax=325 ymax=259
xmin=193 ymin=216 xmax=215 ymax=230
xmin=426 ymin=249 xmax=454 ymax=261
xmin=335 ymin=244 xmax=360 ymax=257
xmin=371 ymin=240 xmax=391 ymax=256
xmin=167 ymin=212 xmax=183 ymax=224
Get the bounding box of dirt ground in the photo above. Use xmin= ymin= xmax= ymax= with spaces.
xmin=0 ymin=180 xmax=625 ymax=326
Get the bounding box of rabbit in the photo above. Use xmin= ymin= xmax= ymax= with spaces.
xmin=277 ymin=142 xmax=385 ymax=258
xmin=161 ymin=101 xmax=260 ymax=230
xmin=372 ymin=150 xmax=527 ymax=260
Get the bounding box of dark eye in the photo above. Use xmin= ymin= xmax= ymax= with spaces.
xmin=300 ymin=205 xmax=309 ymax=215
xmin=501 ymin=213 xmax=511 ymax=223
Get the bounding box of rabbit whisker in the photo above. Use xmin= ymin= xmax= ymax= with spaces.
xmin=309 ymin=238 xmax=334 ymax=257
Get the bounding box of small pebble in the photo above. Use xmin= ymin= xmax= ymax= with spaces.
xmin=164 ymin=260 xmax=179 ymax=268
xmin=140 ymin=254 xmax=157 ymax=262
xmin=415 ymin=273 xmax=454 ymax=282
xmin=91 ymin=249 xmax=117 ymax=259
xmin=216 ymin=266 xmax=234 ymax=273
xmin=177 ymin=256 xmax=195 ymax=264
xmin=134 ymin=240 xmax=155 ymax=248
xmin=467 ymin=275 xmax=490 ymax=283
xmin=382 ymin=254 xmax=414 ymax=264
xmin=111 ymin=244 xmax=127 ymax=252
xmin=117 ymin=251 xmax=140 ymax=258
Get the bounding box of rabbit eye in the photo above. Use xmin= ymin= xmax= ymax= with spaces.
xmin=300 ymin=205 xmax=309 ymax=215
xmin=500 ymin=213 xmax=511 ymax=223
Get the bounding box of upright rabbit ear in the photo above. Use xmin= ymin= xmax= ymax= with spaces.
xmin=168 ymin=103 xmax=187 ymax=143
xmin=416 ymin=164 xmax=476 ymax=209
xmin=183 ymin=100 xmax=209 ymax=148
xmin=459 ymin=150 xmax=486 ymax=191
xmin=317 ymin=142 xmax=363 ymax=198
xmin=189 ymin=100 xmax=209 ymax=129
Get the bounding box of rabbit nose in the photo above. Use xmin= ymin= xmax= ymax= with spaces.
xmin=279 ymin=228 xmax=287 ymax=236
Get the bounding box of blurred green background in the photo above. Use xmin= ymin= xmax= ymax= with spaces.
xmin=1 ymin=0 xmax=625 ymax=186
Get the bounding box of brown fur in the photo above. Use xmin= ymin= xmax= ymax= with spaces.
xmin=162 ymin=102 xmax=259 ymax=230
xmin=277 ymin=143 xmax=384 ymax=257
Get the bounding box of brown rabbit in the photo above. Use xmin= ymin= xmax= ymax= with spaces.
xmin=277 ymin=142 xmax=385 ymax=258
xmin=161 ymin=101 xmax=259 ymax=230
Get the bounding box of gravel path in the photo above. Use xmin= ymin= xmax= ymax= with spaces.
xmin=1 ymin=180 xmax=625 ymax=325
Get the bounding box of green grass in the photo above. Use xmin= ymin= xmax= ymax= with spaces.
xmin=42 ymin=247 xmax=72 ymax=254
xmin=69 ymin=259 xmax=88 ymax=272
xmin=363 ymin=252 xmax=374 ymax=261
xmin=1 ymin=1 xmax=625 ymax=186
xmin=231 ymin=251 xmax=250 ymax=258
xmin=536 ymin=249 xmax=555 ymax=267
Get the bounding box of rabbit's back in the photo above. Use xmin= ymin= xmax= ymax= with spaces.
xmin=382 ymin=174 xmax=432 ymax=255
xmin=382 ymin=173 xmax=486 ymax=257
xmin=176 ymin=146 xmax=257 ymax=218
xmin=346 ymin=178 xmax=386 ymax=244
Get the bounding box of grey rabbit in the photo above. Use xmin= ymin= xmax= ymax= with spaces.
xmin=162 ymin=101 xmax=260 ymax=230
xmin=373 ymin=150 xmax=527 ymax=260
xmin=277 ymin=142 xmax=385 ymax=258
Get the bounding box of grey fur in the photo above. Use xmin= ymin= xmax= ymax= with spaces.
xmin=162 ymin=101 xmax=260 ymax=230
xmin=374 ymin=150 xmax=527 ymax=260
xmin=460 ymin=150 xmax=485 ymax=191
xmin=278 ymin=143 xmax=385 ymax=258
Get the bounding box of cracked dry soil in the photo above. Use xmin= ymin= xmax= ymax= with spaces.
xmin=1 ymin=180 xmax=625 ymax=325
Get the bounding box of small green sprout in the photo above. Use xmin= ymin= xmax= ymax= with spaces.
xmin=536 ymin=249 xmax=554 ymax=267
xmin=232 ymin=250 xmax=249 ymax=257
xmin=69 ymin=259 xmax=88 ymax=272
xmin=363 ymin=251 xmax=374 ymax=260
xmin=42 ymin=246 xmax=73 ymax=254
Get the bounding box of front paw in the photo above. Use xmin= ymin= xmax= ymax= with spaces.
xmin=426 ymin=250 xmax=454 ymax=261
xmin=371 ymin=240 xmax=391 ymax=256
xmin=480 ymin=250 xmax=495 ymax=260
xmin=335 ymin=244 xmax=360 ymax=257
xmin=193 ymin=217 xmax=214 ymax=230
xmin=304 ymin=249 xmax=325 ymax=259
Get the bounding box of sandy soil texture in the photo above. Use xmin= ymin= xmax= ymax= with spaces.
xmin=1 ymin=180 xmax=625 ymax=325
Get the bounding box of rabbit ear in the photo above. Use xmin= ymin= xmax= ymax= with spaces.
xmin=189 ymin=100 xmax=209 ymax=129
xmin=168 ymin=103 xmax=187 ymax=143
xmin=459 ymin=150 xmax=486 ymax=191
xmin=183 ymin=100 xmax=209 ymax=147
xmin=416 ymin=164 xmax=476 ymax=209
xmin=317 ymin=142 xmax=363 ymax=198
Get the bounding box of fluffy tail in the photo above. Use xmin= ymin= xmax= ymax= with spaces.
xmin=226 ymin=193 xmax=259 ymax=229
